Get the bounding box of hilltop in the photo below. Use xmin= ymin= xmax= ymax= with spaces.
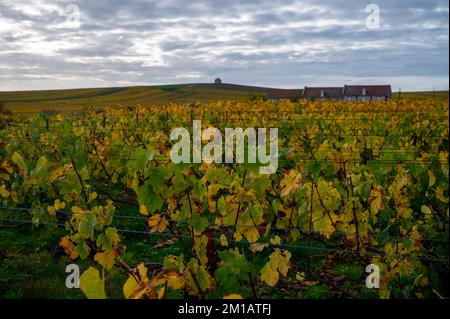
xmin=0 ymin=83 xmax=279 ymax=113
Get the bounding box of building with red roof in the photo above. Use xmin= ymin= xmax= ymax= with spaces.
xmin=302 ymin=87 xmax=344 ymax=100
xmin=343 ymin=85 xmax=392 ymax=101
xmin=267 ymin=89 xmax=302 ymax=101
xmin=300 ymin=85 xmax=392 ymax=101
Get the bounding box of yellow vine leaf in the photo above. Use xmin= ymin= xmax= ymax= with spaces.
xmin=421 ymin=205 xmax=432 ymax=216
xmin=261 ymin=264 xmax=279 ymax=287
xmin=137 ymin=263 xmax=148 ymax=279
xmin=427 ymin=170 xmax=436 ymax=188
xmin=249 ymin=243 xmax=268 ymax=253
xmin=165 ymin=270 xmax=185 ymax=290
xmin=71 ymin=206 xmax=84 ymax=222
xmin=260 ymin=249 xmax=292 ymax=287
xmin=80 ymin=267 xmax=106 ymax=299
xmin=167 ymin=196 xmax=177 ymax=214
xmin=1 ymin=161 xmax=14 ymax=174
xmin=185 ymin=260 xmax=213 ymax=295
xmin=123 ymin=263 xmax=157 ymax=299
xmin=280 ymin=170 xmax=302 ymax=198
xmin=207 ymin=183 xmax=226 ymax=198
xmin=54 ymin=199 xmax=65 ymax=210
xmin=11 ymin=151 xmax=28 ymax=176
xmin=139 ymin=204 xmax=149 ymax=216
xmin=0 ymin=184 xmax=10 ymax=198
xmin=270 ymin=235 xmax=281 ymax=245
xmin=59 ymin=236 xmax=78 ymax=259
xmin=295 ymin=272 xmax=306 ymax=282
xmin=94 ymin=251 xmax=116 ymax=270
xmin=157 ymin=286 xmax=165 ymax=299
xmin=48 ymin=200 xmax=65 ymax=216
xmin=370 ymin=186 xmax=384 ymax=216
xmin=47 ymin=206 xmax=56 ymax=216
xmin=314 ymin=216 xmax=335 ymax=239
xmin=88 ymin=192 xmax=98 ymax=203
xmin=223 ymin=294 xmax=243 ymax=299
xmin=380 ymin=287 xmax=391 ymax=299
xmin=435 ymin=186 xmax=448 ymax=204
xmin=123 ymin=276 xmax=138 ymax=299
xmin=219 ymin=234 xmax=228 ymax=247
xmin=397 ymin=207 xmax=412 ymax=219
xmin=193 ymin=235 xmax=209 ymax=265
xmin=242 ymin=227 xmax=259 ymax=243
xmin=148 ymin=214 xmax=169 ymax=233
xmin=233 ymin=231 xmax=243 ymax=241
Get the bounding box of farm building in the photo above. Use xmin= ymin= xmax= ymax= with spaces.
xmin=343 ymin=85 xmax=392 ymax=101
xmin=267 ymin=89 xmax=303 ymax=102
xmin=302 ymin=87 xmax=344 ymax=100
xmin=300 ymin=85 xmax=393 ymax=101
xmin=214 ymin=78 xmax=222 ymax=84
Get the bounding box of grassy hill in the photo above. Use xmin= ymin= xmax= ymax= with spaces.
xmin=0 ymin=83 xmax=447 ymax=113
xmin=0 ymin=83 xmax=274 ymax=113
xmin=392 ymin=90 xmax=448 ymax=100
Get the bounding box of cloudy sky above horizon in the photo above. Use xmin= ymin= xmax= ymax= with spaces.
xmin=0 ymin=0 xmax=448 ymax=92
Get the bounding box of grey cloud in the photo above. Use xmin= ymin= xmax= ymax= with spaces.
xmin=0 ymin=0 xmax=447 ymax=91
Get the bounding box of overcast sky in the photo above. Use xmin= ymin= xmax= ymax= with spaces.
xmin=0 ymin=0 xmax=448 ymax=91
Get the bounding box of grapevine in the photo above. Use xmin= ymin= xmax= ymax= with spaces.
xmin=0 ymin=98 xmax=448 ymax=299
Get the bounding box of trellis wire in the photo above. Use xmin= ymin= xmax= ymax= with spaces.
xmin=0 ymin=216 xmax=447 ymax=264
xmin=1 ymin=205 xmax=448 ymax=243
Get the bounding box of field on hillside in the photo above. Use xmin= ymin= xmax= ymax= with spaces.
xmin=1 ymin=84 xmax=447 ymax=114
xmin=392 ymin=91 xmax=449 ymax=100
xmin=0 ymin=98 xmax=448 ymax=299
xmin=0 ymin=84 xmax=273 ymax=113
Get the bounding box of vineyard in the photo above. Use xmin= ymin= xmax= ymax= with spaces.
xmin=0 ymin=98 xmax=448 ymax=299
